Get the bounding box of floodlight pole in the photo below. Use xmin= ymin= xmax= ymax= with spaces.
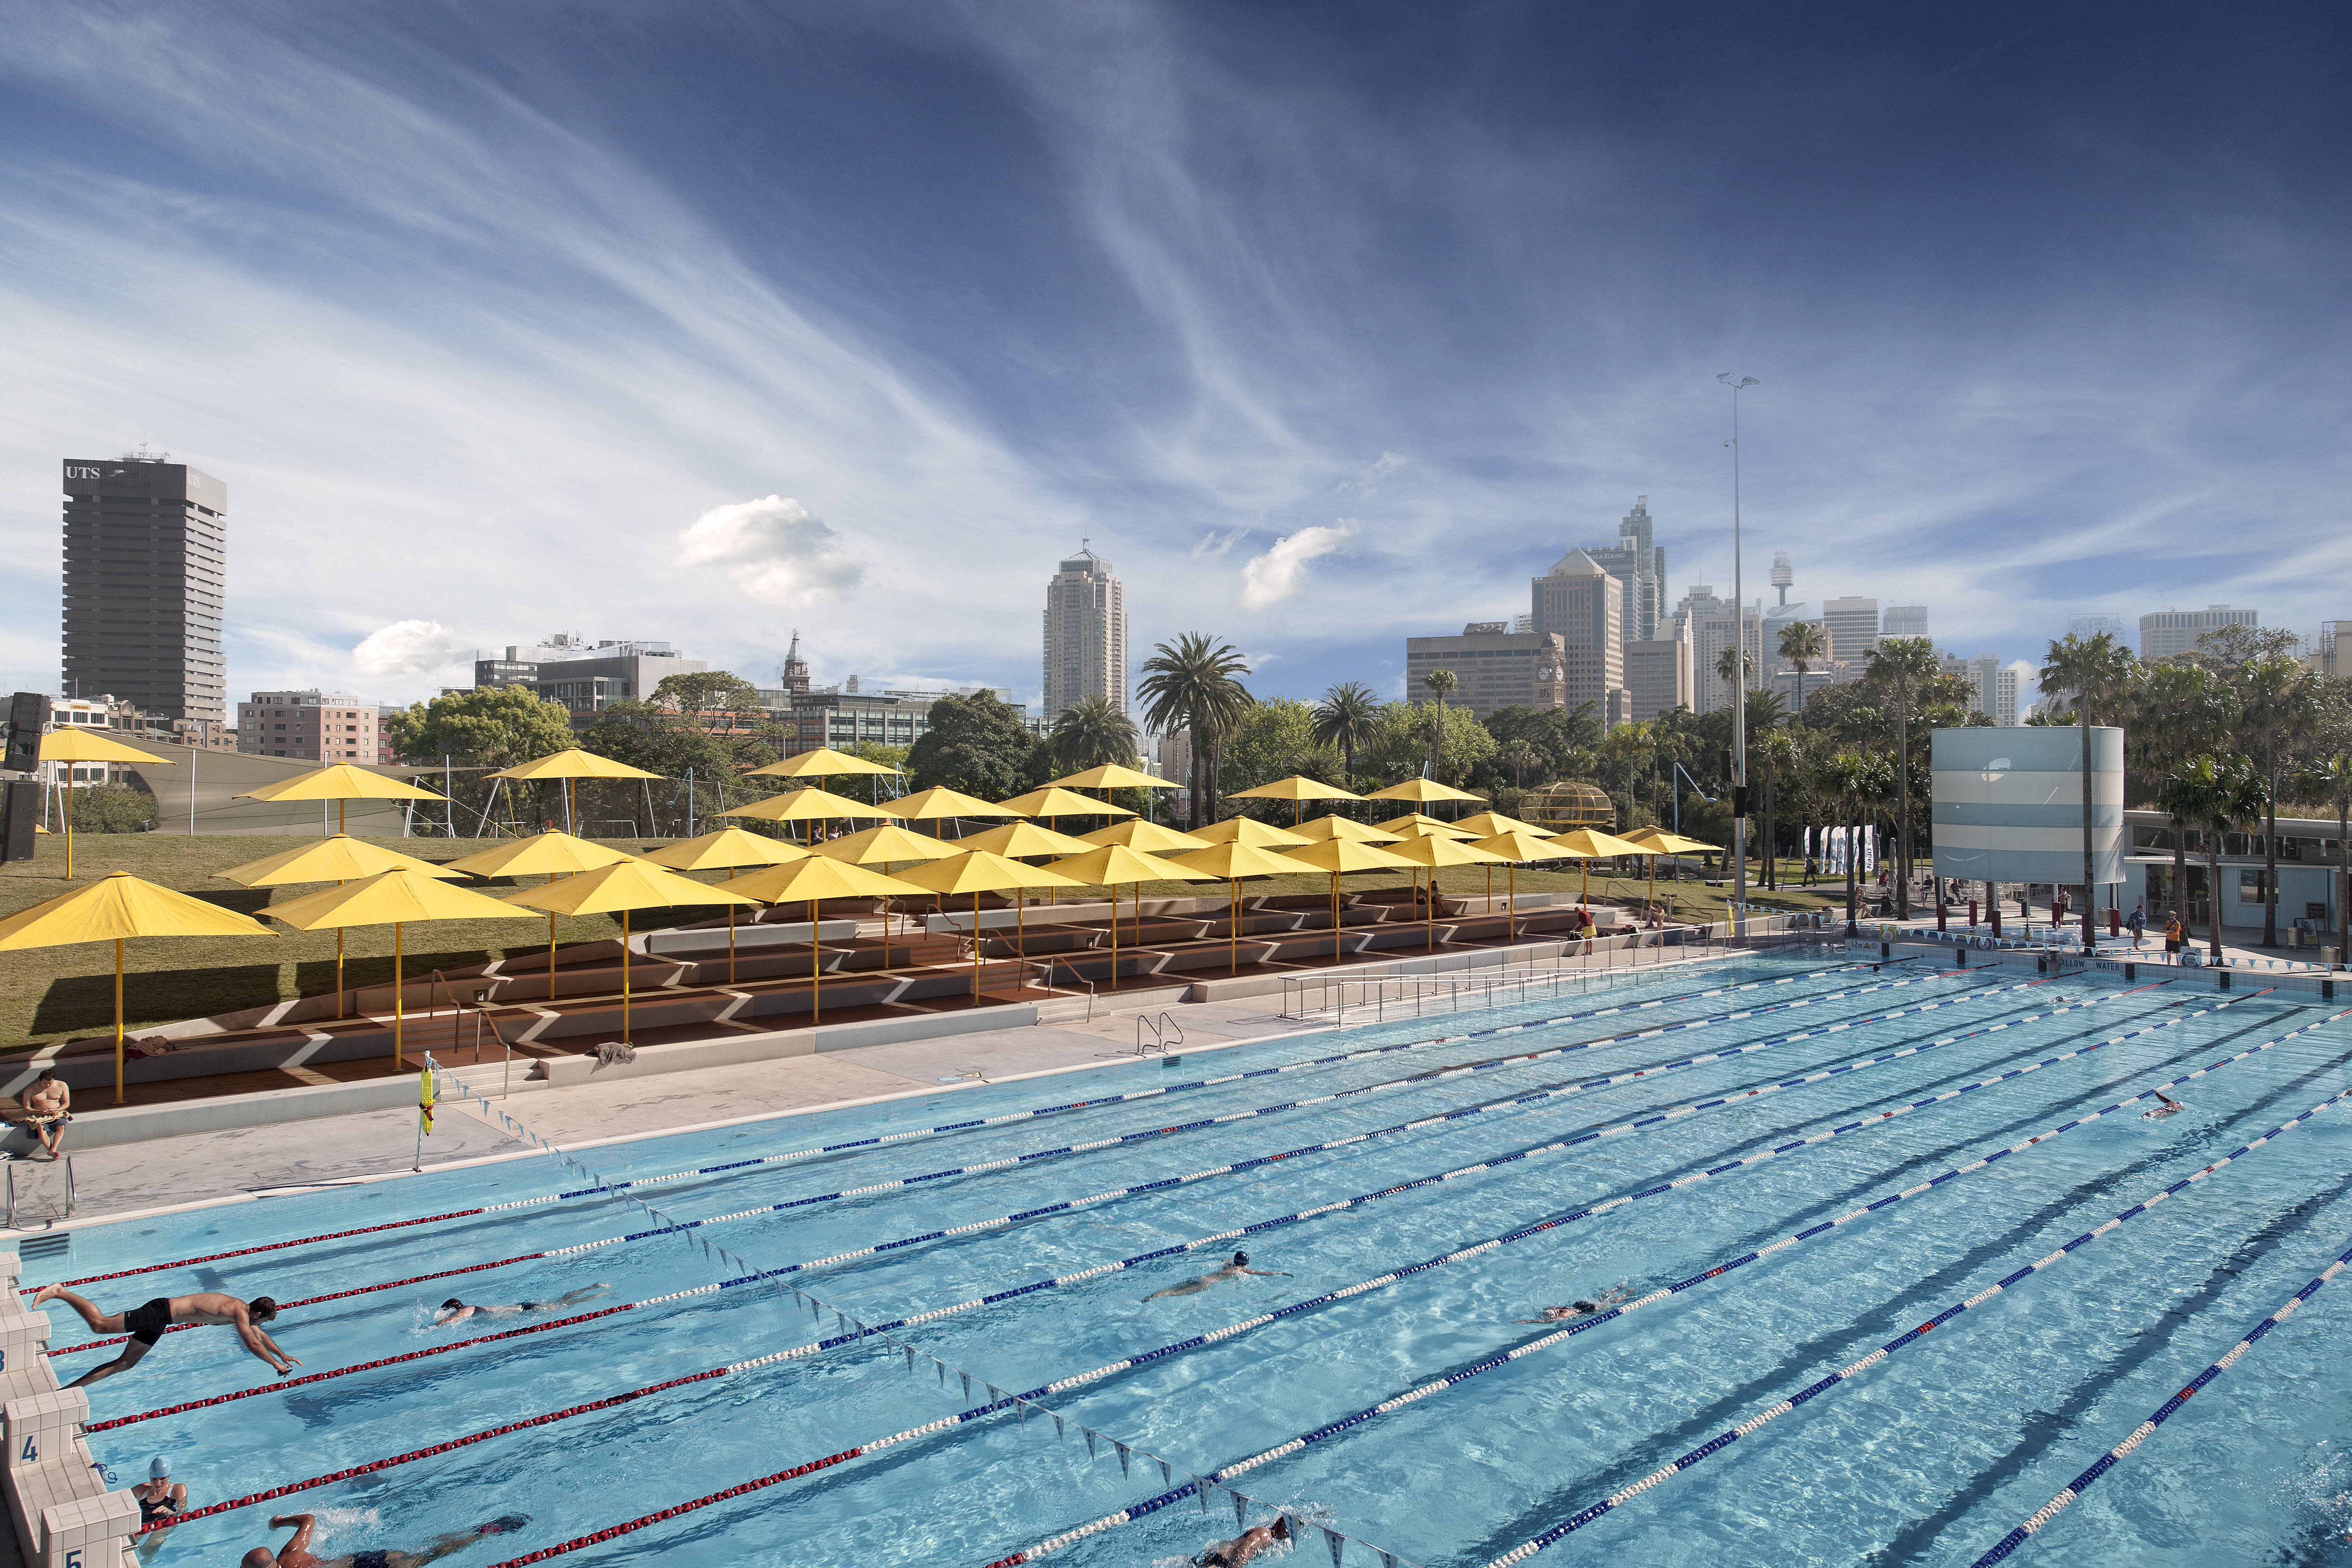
xmin=1719 ymin=373 xmax=1759 ymax=938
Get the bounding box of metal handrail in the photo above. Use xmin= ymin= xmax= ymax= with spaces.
xmin=1275 ymin=921 xmax=1725 ymax=1023
xmin=426 ymin=970 xmax=518 ymax=1097
xmin=1134 ymin=1011 xmax=1185 ymax=1056
xmin=1029 ymin=959 xmax=1094 ymax=1023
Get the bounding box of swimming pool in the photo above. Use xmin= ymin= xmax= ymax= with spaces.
xmin=29 ymin=951 xmax=2352 ymax=1567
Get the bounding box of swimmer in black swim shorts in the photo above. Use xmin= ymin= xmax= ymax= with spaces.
xmin=241 ymin=1511 xmax=529 ymax=1568
xmin=432 ymin=1286 xmax=610 ymax=1326
xmin=32 ymin=1286 xmax=294 ymax=1387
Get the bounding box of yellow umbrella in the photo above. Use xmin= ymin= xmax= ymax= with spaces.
xmin=743 ymin=747 xmax=901 ymax=782
xmin=444 ymin=831 xmax=646 ymax=999
xmin=1289 ymin=816 xmax=1401 ymax=844
xmin=1545 ymin=826 xmax=1651 ymax=911
xmin=1619 ymin=826 xmax=1717 ymax=922
xmin=1162 ymin=840 xmax=1304 ymax=975
xmin=889 ymin=786 xmax=1020 ymax=838
xmin=0 ymin=872 xmax=272 ymax=1102
xmin=484 ymin=748 xmax=663 ymax=837
xmin=233 ymin=762 xmax=447 ymax=835
xmin=1453 ymin=811 xmax=1552 ymax=839
xmin=813 ymin=824 xmax=962 ymax=969
xmin=38 ymin=729 xmax=176 ymax=880
xmin=1076 ymin=820 xmax=1211 ymax=854
xmin=1387 ymin=834 xmax=1507 ymax=952
xmin=1372 ymin=814 xmax=1477 ymax=839
xmin=1227 ymin=774 xmax=1361 ymax=826
xmin=724 ymin=857 xmax=924 ymax=1025
xmin=891 ymin=851 xmax=1083 ymax=1002
xmin=718 ymin=784 xmax=903 ymax=838
xmin=502 ymin=861 xmax=757 ymax=1043
xmin=1046 ymin=843 xmax=1215 ymax=990
xmin=641 ymin=828 xmax=811 ymax=984
xmin=998 ymin=786 xmax=1136 ymax=821
xmin=1469 ymin=828 xmax=1561 ymax=942
xmin=955 ymin=821 xmax=1097 ymax=858
xmin=219 ymin=836 xmax=467 ymax=1020
xmin=1276 ymin=838 xmax=1416 ymax=966
xmin=1362 ymin=777 xmax=1482 ymax=807
xmin=264 ymin=869 xmax=535 ymax=1067
xmin=1187 ymin=817 xmax=1311 ymax=848
xmin=1044 ymin=764 xmax=1181 ymax=791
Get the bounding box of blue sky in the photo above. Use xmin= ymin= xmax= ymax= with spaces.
xmin=2 ymin=1 xmax=2347 ymax=713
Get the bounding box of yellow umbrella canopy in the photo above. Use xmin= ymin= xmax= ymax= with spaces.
xmin=742 ymin=747 xmax=901 ymax=780
xmin=0 ymin=873 xmax=275 ymax=1102
xmin=1452 ymin=811 xmax=1551 ymax=839
xmin=1162 ymin=841 xmax=1304 ymax=880
xmin=640 ymin=827 xmax=811 ymax=872
xmin=889 ymin=786 xmax=1020 ymax=825
xmin=217 ymin=836 xmax=466 ymax=887
xmin=1076 ymin=820 xmax=1211 ymax=854
xmin=1469 ymin=829 xmax=1564 ymax=943
xmin=1186 ymin=817 xmax=1310 ymax=848
xmin=1050 ymin=843 xmax=1216 ymax=887
xmin=1620 ymin=826 xmax=1717 ymax=855
xmin=1388 ymin=835 xmax=1506 ymax=869
xmin=1372 ymin=813 xmax=1476 ymax=839
xmin=1044 ymin=764 xmax=1181 ymax=791
xmin=814 ymin=824 xmax=966 ymax=864
xmin=234 ymin=763 xmax=444 ymax=803
xmin=503 ymin=861 xmax=758 ymax=1044
xmin=443 ymin=831 xmax=641 ymax=879
xmin=1227 ymin=774 xmax=1359 ymax=803
xmin=40 ymin=730 xmax=177 ymax=880
xmin=1277 ymin=838 xmax=1415 ymax=875
xmin=1288 ymin=816 xmax=1400 ymax=844
xmin=891 ymin=851 xmax=1083 ymax=1003
xmin=723 ymin=856 xmax=926 ymax=1025
xmin=948 ymin=821 xmax=1097 ymax=858
xmin=718 ymin=786 xmax=905 ymax=823
xmin=484 ymin=748 xmax=663 ymax=782
xmin=1362 ymin=777 xmax=1482 ymax=805
xmin=997 ymin=786 xmax=1136 ymax=820
xmin=1547 ymin=828 xmax=1650 ymax=858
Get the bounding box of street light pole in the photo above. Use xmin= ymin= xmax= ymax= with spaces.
xmin=1719 ymin=373 xmax=1759 ymax=938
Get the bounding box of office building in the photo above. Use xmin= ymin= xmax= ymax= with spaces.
xmin=753 ymin=636 xmax=1041 ymax=755
xmin=1568 ymin=495 xmax=1668 ymax=649
xmin=1882 ymin=604 xmax=1928 ymax=640
xmin=1684 ymin=602 xmax=1765 ymax=718
xmin=1939 ymin=653 xmax=2021 ymax=727
xmin=1404 ymin=624 xmax=1573 ymax=722
xmin=1529 ymin=551 xmax=1626 ymax=723
xmin=238 ymin=691 xmax=381 ymax=761
xmin=2068 ymin=612 xmax=2126 ymax=640
xmin=60 ymin=453 xmax=227 ymax=725
xmin=474 ymin=636 xmax=708 ymax=727
xmin=1820 ymin=597 xmax=1881 ymax=664
xmin=1625 ymin=636 xmax=1693 ymax=721
xmin=2140 ymin=605 xmax=2257 ymax=662
xmin=1043 ymin=543 xmax=1127 ymax=723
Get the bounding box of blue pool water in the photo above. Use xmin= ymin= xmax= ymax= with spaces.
xmin=32 ymin=953 xmax=2352 ymax=1568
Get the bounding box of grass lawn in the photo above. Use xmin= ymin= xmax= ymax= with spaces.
xmin=0 ymin=834 xmax=1852 ymax=1048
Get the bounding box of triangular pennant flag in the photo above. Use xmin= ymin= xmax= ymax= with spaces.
xmin=1157 ymin=1458 xmax=1171 ymax=1486
xmin=961 ymin=1372 xmax=973 ymax=1401
xmin=935 ymin=1357 xmax=946 ymax=1385
xmin=1018 ymin=1399 xmax=1031 ymax=1428
xmin=987 ymin=1384 xmax=1003 ymax=1406
xmin=1323 ymin=1526 xmax=1344 ymax=1566
xmin=1053 ymin=1413 xmax=1064 ymax=1440
xmin=1194 ymin=1477 xmax=1209 ymax=1513
xmin=1115 ymin=1442 xmax=1131 ymax=1478
xmin=904 ymin=1344 xmax=915 ymax=1373
xmin=1083 ymin=1428 xmax=1098 ymax=1460
xmin=1232 ymin=1489 xmax=1246 ymax=1528
xmin=1378 ymin=1550 xmax=1397 ymax=1568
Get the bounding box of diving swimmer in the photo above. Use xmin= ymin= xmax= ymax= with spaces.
xmin=1515 ymin=1285 xmax=1633 ymax=1324
xmin=1142 ymin=1252 xmax=1282 ymax=1302
xmin=433 ymin=1286 xmax=610 ymax=1326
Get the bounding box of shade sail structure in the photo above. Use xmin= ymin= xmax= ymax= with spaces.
xmin=1186 ymin=817 xmax=1310 ymax=849
xmin=443 ymin=831 xmax=643 ymax=880
xmin=233 ymin=763 xmax=444 ymax=803
xmin=996 ymin=787 xmax=1135 ymax=821
xmin=1468 ymin=829 xmax=1564 ymax=941
xmin=742 ymin=747 xmax=901 ymax=780
xmin=0 ymin=872 xmax=275 ymax=1102
xmin=723 ymin=857 xmax=925 ymax=1025
xmin=717 ymin=786 xmax=905 ymax=823
xmin=1043 ymin=764 xmax=1181 ymax=791
xmin=264 ymin=868 xmax=535 ymax=1067
xmin=1620 ymin=827 xmax=1717 ymax=855
xmin=1075 ymin=820 xmax=1210 ymax=854
xmin=1371 ymin=813 xmax=1476 ymax=839
xmin=1227 ymin=775 xmax=1358 ymax=803
xmin=1449 ymin=812 xmax=1551 ymax=840
xmin=813 ymin=824 xmax=966 ymax=864
xmin=1362 ymin=777 xmax=1482 ymax=805
xmin=953 ymin=821 xmax=1097 ymax=858
xmin=888 ymin=786 xmax=1020 ymax=826
xmin=502 ymin=861 xmax=757 ymax=1043
xmin=1287 ymin=816 xmax=1400 ymax=845
xmin=1163 ymin=839 xmax=1306 ymax=976
xmin=484 ymin=748 xmax=663 ymax=783
xmin=41 ymin=730 xmax=178 ymax=880
xmin=640 ymin=828 xmax=810 ymax=872
xmin=218 ymin=836 xmax=465 ymax=887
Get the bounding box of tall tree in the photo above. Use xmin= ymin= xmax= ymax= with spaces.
xmin=650 ymin=670 xmax=763 ymax=720
xmin=2231 ymin=656 xmax=2317 ymax=947
xmin=1865 ymin=636 xmax=1942 ymax=918
xmin=1138 ymin=634 xmax=1252 ymax=825
xmin=384 ymin=684 xmax=575 ymax=768
xmin=2306 ymin=750 xmax=2352 ymax=958
xmin=1311 ymin=681 xmax=1382 ymax=791
xmin=905 ymin=690 xmax=1046 ymax=799
xmin=1049 ymin=695 xmax=1140 ymax=772
xmin=1421 ymin=668 xmax=1459 ymax=776
xmin=1715 ymin=644 xmax=1754 ymax=696
xmin=2157 ymin=754 xmax=2268 ymax=959
xmin=1754 ymin=730 xmax=1802 ymax=890
xmin=2039 ymin=631 xmax=2140 ymax=944
xmin=1820 ymin=749 xmax=1874 ymax=936
xmin=1778 ymin=620 xmax=1826 ymax=718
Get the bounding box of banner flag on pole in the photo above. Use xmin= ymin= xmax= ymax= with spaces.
xmin=417 ymin=1065 xmax=435 ymax=1135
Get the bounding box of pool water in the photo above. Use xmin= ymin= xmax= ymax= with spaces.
xmin=35 ymin=952 xmax=2352 ymax=1568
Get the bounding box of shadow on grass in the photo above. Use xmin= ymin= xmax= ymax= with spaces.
xmin=33 ymin=964 xmax=288 ymax=1038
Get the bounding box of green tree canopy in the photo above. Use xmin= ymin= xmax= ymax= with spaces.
xmin=650 ymin=670 xmax=763 ymax=716
xmin=1220 ymin=698 xmax=1342 ymax=808
xmin=1049 ymin=695 xmax=1141 ymax=772
xmin=384 ymin=684 xmax=576 ymax=768
xmin=578 ymin=700 xmax=781 ymax=780
xmin=69 ymin=782 xmax=158 ymax=834
xmin=906 ymin=691 xmax=1046 ymax=799
xmin=1480 ymin=704 xmax=1602 ymax=782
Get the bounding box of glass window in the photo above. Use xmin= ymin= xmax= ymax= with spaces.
xmin=2238 ymin=869 xmax=2277 ymax=902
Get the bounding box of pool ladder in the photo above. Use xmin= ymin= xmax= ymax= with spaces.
xmin=5 ymin=1156 xmax=74 ymax=1230
xmin=1134 ymin=1012 xmax=1184 ymax=1056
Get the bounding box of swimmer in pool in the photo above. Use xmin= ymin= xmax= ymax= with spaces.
xmin=240 ymin=1511 xmax=528 ymax=1568
xmin=1515 ymin=1285 xmax=1632 ymax=1324
xmin=32 ymin=1286 xmax=294 ymax=1386
xmin=1142 ymin=1252 xmax=1282 ymax=1302
xmin=1193 ymin=1515 xmax=1291 ymax=1566
xmin=2142 ymin=1090 xmax=2185 ymax=1120
xmin=433 ymin=1286 xmax=610 ymax=1326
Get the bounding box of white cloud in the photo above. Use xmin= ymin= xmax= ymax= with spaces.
xmin=1239 ymin=522 xmax=1356 ymax=611
xmin=354 ymin=620 xmax=458 ymax=677
xmin=1191 ymin=527 xmax=1249 ymax=560
xmin=1335 ymin=451 xmax=1407 ymax=495
xmin=677 ymin=495 xmax=864 ymax=607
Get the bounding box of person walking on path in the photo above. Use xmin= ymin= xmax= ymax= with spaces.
xmin=2127 ymin=904 xmax=2146 ymax=949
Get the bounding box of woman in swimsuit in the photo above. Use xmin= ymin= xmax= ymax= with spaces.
xmin=133 ymin=1456 xmax=186 ymax=1558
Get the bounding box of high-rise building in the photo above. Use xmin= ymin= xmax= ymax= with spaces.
xmin=1625 ymin=635 xmax=1693 ymax=721
xmin=1568 ymin=495 xmax=1668 ymax=649
xmin=61 ymin=453 xmax=227 ymax=724
xmin=472 ymin=636 xmax=708 ymax=728
xmin=1404 ymin=624 xmax=1570 ymax=722
xmin=1673 ymin=586 xmax=1764 ymax=718
xmin=2140 ymin=605 xmax=2257 ymax=662
xmin=1940 ymin=653 xmax=2021 ymax=726
xmin=1530 ymin=551 xmax=1626 ymax=724
xmin=1820 ymin=596 xmax=1881 ymax=664
xmin=1043 ymin=543 xmax=1127 ymax=723
xmin=1882 ymin=604 xmax=1928 ymax=640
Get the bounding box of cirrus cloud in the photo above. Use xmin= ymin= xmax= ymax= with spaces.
xmin=353 ymin=619 xmax=457 ymax=677
xmin=1239 ymin=521 xmax=1358 ymax=611
xmin=677 ymin=495 xmax=864 ymax=607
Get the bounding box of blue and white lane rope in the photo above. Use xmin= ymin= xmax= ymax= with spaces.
xmin=1480 ymin=1084 xmax=2352 ymax=1559
xmin=604 ymin=975 xmax=2059 ymax=1252
xmin=1967 ymin=1232 xmax=2352 ymax=1566
xmin=555 ymin=961 xmax=1934 ymax=1202
xmin=995 ymin=1051 xmax=2352 ymax=1568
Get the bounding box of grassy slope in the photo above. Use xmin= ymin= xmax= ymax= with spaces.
xmin=0 ymin=835 xmax=1846 ymax=1046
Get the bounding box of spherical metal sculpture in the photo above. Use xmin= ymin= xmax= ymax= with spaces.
xmin=1520 ymin=780 xmax=1615 ymax=832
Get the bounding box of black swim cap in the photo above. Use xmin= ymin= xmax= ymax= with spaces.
xmin=442 ymin=1298 xmax=463 ymax=1311
xmin=1232 ymin=1251 xmax=1248 ymax=1266
xmin=1572 ymin=1300 xmax=1596 ymax=1312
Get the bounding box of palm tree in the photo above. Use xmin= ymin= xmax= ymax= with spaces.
xmin=1755 ymin=730 xmax=1801 ymax=890
xmin=2233 ymin=655 xmax=2316 ymax=948
xmin=1311 ymin=682 xmax=1382 ymax=791
xmin=1779 ymin=620 xmax=1826 ymax=720
xmin=1422 ymin=668 xmax=1459 ymax=776
xmin=1050 ymin=695 xmax=1140 ymax=772
xmin=1138 ymin=634 xmax=1253 ymax=826
xmin=2039 ymin=631 xmax=2140 ymax=944
xmin=1500 ymin=741 xmax=1541 ymax=789
xmin=2307 ymin=752 xmax=2352 ymax=957
xmin=1866 ymin=636 xmax=1942 ymax=919
xmin=1820 ymin=749 xmax=1874 ymax=935
xmin=1715 ymin=644 xmax=1753 ymax=705
xmin=2157 ymin=754 xmax=2268 ymax=959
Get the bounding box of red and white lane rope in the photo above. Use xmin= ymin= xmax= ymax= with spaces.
xmin=1967 ymin=1233 xmax=2352 ymax=1566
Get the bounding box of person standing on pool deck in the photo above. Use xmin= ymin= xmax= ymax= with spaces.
xmin=31 ymin=1285 xmax=294 ymax=1386
xmin=1142 ymin=1252 xmax=1282 ymax=1302
xmin=241 ymin=1511 xmax=529 ymax=1568
xmin=2164 ymin=911 xmax=2184 ymax=956
xmin=433 ymin=1285 xmax=610 ymax=1326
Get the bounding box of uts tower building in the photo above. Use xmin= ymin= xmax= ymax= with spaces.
xmin=1042 ymin=542 xmax=1126 ymax=723
xmin=61 ymin=455 xmax=227 ymax=724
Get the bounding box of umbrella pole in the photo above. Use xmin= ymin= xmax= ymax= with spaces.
xmin=810 ymin=898 xmax=821 ymax=1024
xmin=1508 ymin=864 xmax=1518 ymax=942
xmin=337 ymin=927 xmax=346 ymax=1019
xmin=547 ymin=912 xmax=558 ymax=1001
xmin=1331 ymin=873 xmax=1340 ymax=966
xmin=1110 ymin=883 xmax=1118 ymax=991
xmin=621 ymin=909 xmax=633 ymax=1044
xmin=394 ymin=922 xmax=405 ymax=1068
xmin=971 ymin=891 xmax=981 ymax=1006
xmin=65 ymin=779 xmax=74 ymax=880
xmin=727 ymin=868 xmax=738 ymax=986
xmin=114 ymin=938 xmax=124 ymax=1104
xmin=1230 ymin=877 xmax=1237 ymax=976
